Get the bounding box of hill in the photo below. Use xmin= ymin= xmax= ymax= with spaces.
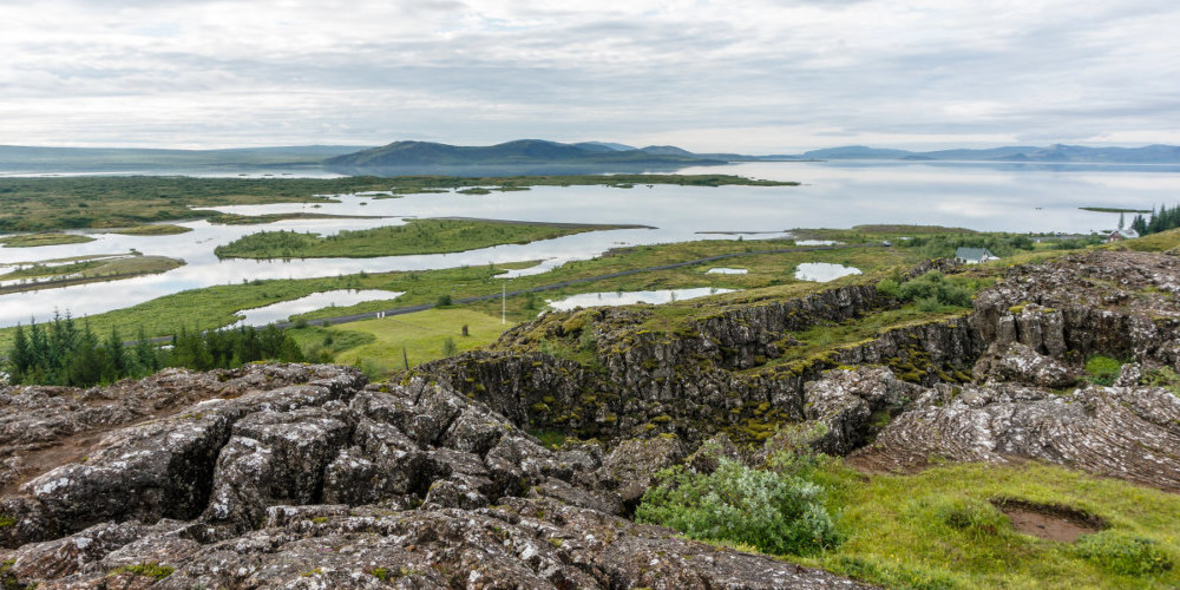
xmin=323 ymin=139 xmax=724 ymax=175
xmin=796 ymin=143 xmax=1180 ymax=163
xmin=0 ymin=145 xmax=370 ymax=173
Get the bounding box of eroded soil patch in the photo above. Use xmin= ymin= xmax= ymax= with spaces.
xmin=992 ymin=498 xmax=1105 ymax=542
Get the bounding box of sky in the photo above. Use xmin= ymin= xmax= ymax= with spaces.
xmin=2 ymin=0 xmax=1179 ymax=153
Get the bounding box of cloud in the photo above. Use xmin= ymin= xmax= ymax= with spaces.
xmin=0 ymin=0 xmax=1178 ymax=151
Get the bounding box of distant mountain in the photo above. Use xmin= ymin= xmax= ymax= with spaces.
xmin=323 ymin=139 xmax=724 ymax=175
xmin=639 ymin=145 xmax=697 ymax=157
xmin=573 ymin=141 xmax=636 ymax=152
xmin=793 ymin=144 xmax=1180 ymax=164
xmin=0 ymin=145 xmax=372 ymax=172
xmin=800 ymin=146 xmax=918 ymax=159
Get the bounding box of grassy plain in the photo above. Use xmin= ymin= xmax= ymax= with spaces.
xmin=0 ymin=224 xmax=1086 ymax=353
xmin=800 ymin=461 xmax=1180 ymax=589
xmin=213 ymin=218 xmax=642 ymax=259
xmin=294 ymin=307 xmax=512 ymax=377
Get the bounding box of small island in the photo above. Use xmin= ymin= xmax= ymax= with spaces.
xmin=0 ymin=232 xmax=96 ymax=248
xmin=213 ymin=218 xmax=650 ymax=259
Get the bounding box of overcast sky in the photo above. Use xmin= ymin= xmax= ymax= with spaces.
xmin=2 ymin=0 xmax=1178 ymax=153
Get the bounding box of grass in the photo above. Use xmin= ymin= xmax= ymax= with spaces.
xmin=303 ymin=307 xmax=513 ymax=377
xmin=213 ymin=218 xmax=642 ymax=259
xmin=0 ymin=232 xmax=95 ymax=247
xmin=797 ymin=461 xmax=1180 ymax=590
xmin=108 ymin=224 xmax=192 ymax=236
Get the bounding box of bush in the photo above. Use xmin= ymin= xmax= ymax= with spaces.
xmin=1085 ymin=355 xmax=1123 ymax=386
xmin=1072 ymin=531 xmax=1174 ymax=576
xmin=896 ymin=271 xmax=973 ymax=308
xmin=635 ymin=457 xmax=841 ymax=556
xmin=931 ymin=496 xmax=1008 ymax=538
xmin=436 ymin=293 xmax=453 ymax=307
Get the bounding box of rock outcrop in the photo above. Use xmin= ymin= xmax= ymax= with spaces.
xmin=0 ymin=363 xmax=870 ymax=589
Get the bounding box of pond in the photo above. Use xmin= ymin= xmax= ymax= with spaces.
xmin=233 ymin=289 xmax=403 ymax=326
xmin=546 ymin=287 xmax=737 ymax=311
xmin=794 ymin=263 xmax=863 ymax=282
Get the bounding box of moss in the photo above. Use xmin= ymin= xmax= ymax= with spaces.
xmin=0 ymin=515 xmax=14 ymax=528
xmin=110 ymin=563 xmax=175 ymax=580
xmin=653 ymin=414 xmax=673 ymax=424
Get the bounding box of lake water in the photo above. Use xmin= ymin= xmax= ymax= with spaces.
xmin=2 ymin=160 xmax=1179 ymax=327
xmin=547 ymin=287 xmax=737 ymax=311
xmin=233 ymin=289 xmax=403 ymax=326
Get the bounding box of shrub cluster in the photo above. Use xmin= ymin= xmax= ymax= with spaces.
xmin=635 ymin=456 xmax=841 ymax=556
xmin=877 ymin=270 xmax=976 ymax=311
xmin=1084 ymin=355 xmax=1123 ymax=386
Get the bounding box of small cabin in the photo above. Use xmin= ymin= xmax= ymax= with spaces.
xmin=954 ymin=247 xmax=999 ymax=265
xmin=1107 ymin=228 xmax=1140 ymax=243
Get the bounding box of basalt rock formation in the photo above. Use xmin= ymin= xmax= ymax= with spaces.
xmin=417 ymin=250 xmax=1180 ymax=490
xmin=0 ymin=364 xmax=869 ymax=589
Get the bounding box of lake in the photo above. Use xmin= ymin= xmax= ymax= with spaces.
xmin=2 ymin=160 xmax=1178 ymax=327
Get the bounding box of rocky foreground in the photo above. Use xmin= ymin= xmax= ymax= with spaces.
xmin=1 ymin=250 xmax=1179 ymax=588
xmin=0 ymin=364 xmax=870 ymax=589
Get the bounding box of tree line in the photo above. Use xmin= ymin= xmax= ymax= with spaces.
xmin=1130 ymin=205 xmax=1180 ymax=236
xmin=4 ymin=313 xmax=304 ymax=387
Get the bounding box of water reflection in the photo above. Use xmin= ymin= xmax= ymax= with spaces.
xmin=233 ymin=289 xmax=403 ymax=326
xmin=794 ymin=263 xmax=862 ymax=282
xmin=547 ymin=288 xmax=736 ymax=311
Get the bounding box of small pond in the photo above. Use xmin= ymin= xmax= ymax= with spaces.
xmin=546 ymin=287 xmax=736 ymax=311
xmin=706 ymin=268 xmax=748 ymax=274
xmin=794 ymin=263 xmax=862 ymax=282
xmin=234 ymin=289 xmax=403 ymax=326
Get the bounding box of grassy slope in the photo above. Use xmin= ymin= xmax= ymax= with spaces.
xmin=800 ymin=461 xmax=1180 ymax=589
xmin=213 ymin=218 xmax=639 ymax=259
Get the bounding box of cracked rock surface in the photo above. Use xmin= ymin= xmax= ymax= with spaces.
xmin=0 ymin=363 xmax=870 ymax=589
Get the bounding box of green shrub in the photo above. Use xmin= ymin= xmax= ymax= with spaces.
xmin=1072 ymin=531 xmax=1174 ymax=576
xmin=1085 ymin=355 xmax=1123 ymax=386
xmin=635 ymin=457 xmax=841 ymax=556
xmin=876 ymin=278 xmax=900 ymax=298
xmin=931 ymin=496 xmax=1008 ymax=538
xmin=896 ymin=271 xmax=972 ymax=308
xmin=436 ymin=293 xmax=453 ymax=307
